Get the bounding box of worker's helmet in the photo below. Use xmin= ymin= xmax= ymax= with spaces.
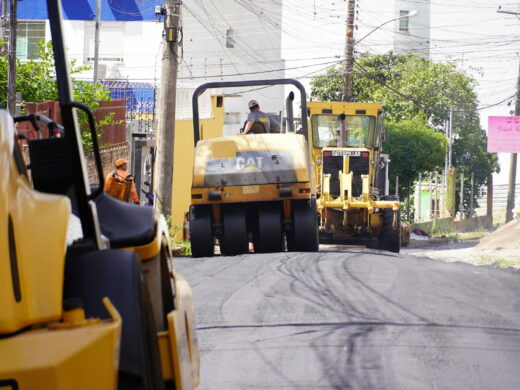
xmin=248 ymin=100 xmax=259 ymax=110
xmin=115 ymin=158 xmax=128 ymax=168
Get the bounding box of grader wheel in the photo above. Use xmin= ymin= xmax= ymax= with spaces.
xmin=377 ymin=208 xmax=401 ymax=253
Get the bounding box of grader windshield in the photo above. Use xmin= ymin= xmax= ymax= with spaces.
xmin=311 ymin=114 xmax=377 ymax=148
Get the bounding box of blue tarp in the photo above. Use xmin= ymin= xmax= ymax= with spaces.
xmin=15 ymin=0 xmax=159 ymax=21
xmin=100 ymin=81 xmax=155 ymax=114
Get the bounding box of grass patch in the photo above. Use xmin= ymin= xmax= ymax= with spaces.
xmin=432 ymin=228 xmax=492 ymax=242
xmin=173 ymin=240 xmax=192 ymax=256
xmin=166 ymin=218 xmax=192 ymax=256
xmin=477 ymin=254 xmax=520 ymax=269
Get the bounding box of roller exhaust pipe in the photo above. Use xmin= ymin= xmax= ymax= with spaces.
xmin=285 ymin=91 xmax=295 ymax=133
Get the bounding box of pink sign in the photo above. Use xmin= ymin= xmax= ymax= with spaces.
xmin=488 ymin=116 xmax=520 ymax=153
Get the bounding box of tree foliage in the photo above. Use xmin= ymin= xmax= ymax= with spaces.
xmin=384 ymin=116 xmax=447 ymax=193
xmin=0 ymin=41 xmax=113 ymax=148
xmin=310 ymin=52 xmax=499 ymax=213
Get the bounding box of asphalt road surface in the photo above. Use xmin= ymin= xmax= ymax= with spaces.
xmin=176 ymin=247 xmax=520 ymax=389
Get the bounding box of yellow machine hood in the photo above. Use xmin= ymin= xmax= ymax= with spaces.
xmin=192 ymin=133 xmax=310 ymax=188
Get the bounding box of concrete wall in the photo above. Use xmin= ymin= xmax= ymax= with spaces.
xmin=170 ymin=95 xmax=225 ymax=240
xmin=412 ymin=215 xmax=492 ymax=235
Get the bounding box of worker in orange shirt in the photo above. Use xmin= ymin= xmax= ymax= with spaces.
xmin=104 ymin=158 xmax=139 ymax=204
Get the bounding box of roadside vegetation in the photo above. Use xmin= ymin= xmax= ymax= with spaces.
xmin=0 ymin=40 xmax=115 ymax=148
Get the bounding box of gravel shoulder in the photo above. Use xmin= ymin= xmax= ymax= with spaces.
xmin=403 ymin=237 xmax=520 ymax=270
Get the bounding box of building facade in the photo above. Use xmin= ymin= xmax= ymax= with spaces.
xmin=14 ymin=0 xmax=286 ymax=131
xmin=393 ymin=0 xmax=431 ymax=59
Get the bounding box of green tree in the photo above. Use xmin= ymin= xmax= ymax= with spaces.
xmin=310 ymin=52 xmax=499 ymax=212
xmin=0 ymin=41 xmax=113 ymax=148
xmin=384 ymin=116 xmax=447 ymax=195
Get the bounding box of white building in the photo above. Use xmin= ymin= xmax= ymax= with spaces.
xmin=16 ymin=0 xmax=286 ymax=132
xmin=393 ymin=0 xmax=431 ymax=59
xmin=179 ymin=1 xmax=286 ymax=135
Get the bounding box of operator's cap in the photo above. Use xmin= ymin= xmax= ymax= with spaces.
xmin=115 ymin=158 xmax=128 ymax=168
xmin=248 ymin=99 xmax=259 ymax=109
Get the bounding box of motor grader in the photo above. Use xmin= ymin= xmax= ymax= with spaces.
xmin=0 ymin=1 xmax=199 ymax=389
xmin=189 ymin=79 xmax=319 ymax=257
xmin=308 ymin=101 xmax=401 ymax=253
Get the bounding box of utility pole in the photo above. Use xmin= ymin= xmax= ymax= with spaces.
xmin=93 ymin=0 xmax=101 ymax=83
xmin=155 ymin=0 xmax=181 ymax=216
xmin=1 ymin=0 xmax=8 ymax=55
xmin=343 ymin=0 xmax=355 ymax=102
xmin=448 ymin=108 xmax=453 ymax=169
xmin=459 ymin=172 xmax=464 ymax=220
xmin=469 ymin=172 xmax=474 ymax=217
xmin=7 ymin=0 xmax=16 ymax=115
xmin=487 ymin=173 xmax=493 ymax=220
xmin=505 ymin=60 xmax=520 ymax=222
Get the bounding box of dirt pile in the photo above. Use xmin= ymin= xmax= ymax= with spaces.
xmin=476 ymin=220 xmax=520 ymax=251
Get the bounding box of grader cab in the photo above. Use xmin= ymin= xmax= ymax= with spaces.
xmin=308 ymin=102 xmax=401 ymax=252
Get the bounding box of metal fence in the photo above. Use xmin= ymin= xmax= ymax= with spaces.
xmin=100 ymin=80 xmax=157 ymax=134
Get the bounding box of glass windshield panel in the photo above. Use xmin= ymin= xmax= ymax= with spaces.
xmin=311 ymin=114 xmax=376 ymax=148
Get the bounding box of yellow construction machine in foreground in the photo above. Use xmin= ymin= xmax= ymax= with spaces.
xmin=189 ymin=79 xmax=319 ymax=257
xmin=0 ymin=1 xmax=199 ymax=389
xmin=308 ymin=101 xmax=401 ymax=252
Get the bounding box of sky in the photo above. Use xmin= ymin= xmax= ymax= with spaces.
xmin=281 ymin=0 xmax=520 ymax=185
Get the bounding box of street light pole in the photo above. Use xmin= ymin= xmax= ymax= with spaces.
xmin=342 ymin=0 xmax=356 ymax=102
xmin=93 ymin=0 xmax=101 ymax=84
xmin=505 ymin=60 xmax=520 ymax=222
xmin=497 ymin=7 xmax=520 ymax=223
xmin=342 ymin=9 xmax=418 ymax=103
xmin=7 ymin=0 xmax=16 ymax=116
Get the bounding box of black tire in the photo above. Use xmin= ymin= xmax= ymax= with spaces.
xmin=287 ymin=199 xmax=319 ymax=252
xmin=220 ymin=204 xmax=249 ymax=256
xmin=63 ymin=250 xmax=164 ymax=390
xmin=254 ymin=202 xmax=284 ymax=253
xmin=381 ymin=195 xmax=399 ymax=202
xmin=190 ymin=205 xmax=215 ymax=258
xmin=378 ymin=208 xmax=401 ymax=253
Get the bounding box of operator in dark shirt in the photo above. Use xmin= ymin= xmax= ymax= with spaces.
xmin=240 ymin=100 xmax=281 ymax=135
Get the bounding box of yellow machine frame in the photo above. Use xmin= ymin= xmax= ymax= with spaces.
xmin=308 ymin=101 xmax=401 ymax=249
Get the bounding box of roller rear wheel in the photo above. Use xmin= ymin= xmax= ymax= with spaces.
xmin=189 ymin=205 xmax=214 ymax=258
xmin=254 ymin=203 xmax=283 ymax=253
xmin=220 ymin=204 xmax=249 ymax=256
xmin=287 ymin=199 xmax=319 ymax=252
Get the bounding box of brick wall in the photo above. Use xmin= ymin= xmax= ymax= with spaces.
xmin=86 ymin=142 xmax=129 ymax=184
xmin=95 ymin=100 xmax=126 ymax=144
xmin=17 ymin=100 xmax=126 ymax=144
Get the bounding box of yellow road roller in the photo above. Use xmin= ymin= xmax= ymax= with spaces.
xmin=189 ymin=79 xmax=318 ymax=257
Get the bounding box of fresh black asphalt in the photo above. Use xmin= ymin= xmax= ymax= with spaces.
xmin=176 ymin=247 xmax=520 ymax=389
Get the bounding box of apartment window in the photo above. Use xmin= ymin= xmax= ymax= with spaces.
xmin=16 ymin=21 xmax=46 ymax=60
xmin=84 ymin=21 xmax=125 ymax=64
xmin=399 ymin=10 xmax=410 ymax=32
xmin=226 ymin=28 xmax=235 ymax=48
